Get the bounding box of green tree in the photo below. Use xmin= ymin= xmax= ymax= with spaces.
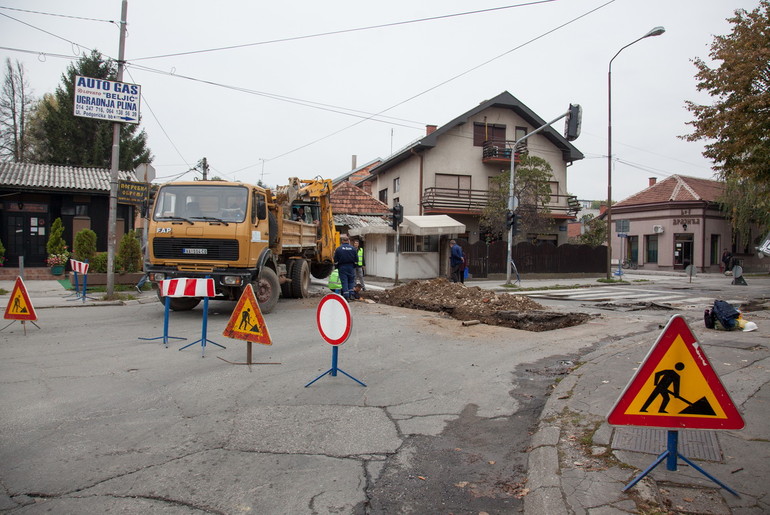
xmin=46 ymin=218 xmax=68 ymax=256
xmin=117 ymin=230 xmax=142 ymax=272
xmin=27 ymin=49 xmax=152 ymax=169
xmin=682 ymin=1 xmax=770 ymax=235
xmin=571 ymin=213 xmax=607 ymax=247
xmin=0 ymin=58 xmax=34 ymax=162
xmin=73 ymin=228 xmax=97 ymax=262
xmin=480 ymin=155 xmax=555 ymax=242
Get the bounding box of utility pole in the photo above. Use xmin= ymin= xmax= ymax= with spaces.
xmin=105 ymin=0 xmax=128 ymax=297
xmin=199 ymin=157 xmax=209 ymax=181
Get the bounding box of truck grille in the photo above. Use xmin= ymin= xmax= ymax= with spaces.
xmin=153 ymin=238 xmax=239 ymax=261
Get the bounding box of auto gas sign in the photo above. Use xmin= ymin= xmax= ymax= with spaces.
xmin=73 ymin=76 xmax=141 ymax=124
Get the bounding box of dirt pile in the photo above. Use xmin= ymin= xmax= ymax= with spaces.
xmin=370 ymin=278 xmax=592 ymax=331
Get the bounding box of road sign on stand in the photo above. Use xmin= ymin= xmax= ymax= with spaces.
xmin=608 ymin=314 xmax=744 ymax=430
xmin=223 ymin=284 xmax=271 ymax=345
xmin=3 ymin=277 xmax=37 ymax=321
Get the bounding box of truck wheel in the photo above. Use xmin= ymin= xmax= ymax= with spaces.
xmin=281 ymin=260 xmax=295 ymax=299
xmin=311 ymin=262 xmax=334 ymax=279
xmin=254 ymin=267 xmax=280 ymax=314
xmin=156 ymin=291 xmax=201 ymax=311
xmin=290 ymin=259 xmax=310 ymax=298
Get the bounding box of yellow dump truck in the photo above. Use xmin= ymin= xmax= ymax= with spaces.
xmin=146 ymin=178 xmax=338 ymax=313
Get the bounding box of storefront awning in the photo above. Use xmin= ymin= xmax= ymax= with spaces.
xmin=401 ymin=215 xmax=465 ymax=236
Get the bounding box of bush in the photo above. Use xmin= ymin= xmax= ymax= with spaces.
xmin=74 ymin=229 xmax=97 ymax=262
xmin=46 ymin=218 xmax=68 ymax=256
xmin=0 ymin=237 xmax=5 ymax=267
xmin=89 ymin=252 xmax=111 ymax=273
xmin=117 ymin=231 xmax=142 ymax=272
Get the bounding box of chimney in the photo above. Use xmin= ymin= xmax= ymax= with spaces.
xmin=351 ymin=155 xmax=358 ymax=170
xmin=649 ymin=177 xmax=657 ymax=187
xmin=426 ymin=125 xmax=437 ymax=135
xmin=599 ymin=203 xmax=608 ymax=215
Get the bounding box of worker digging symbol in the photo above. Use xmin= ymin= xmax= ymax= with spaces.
xmin=239 ymin=308 xmax=252 ymax=330
xmin=640 ymin=362 xmax=716 ymax=416
xmin=12 ymin=295 xmax=27 ymax=314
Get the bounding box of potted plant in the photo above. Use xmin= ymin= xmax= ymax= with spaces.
xmin=46 ymin=252 xmax=69 ymax=275
xmin=46 ymin=218 xmax=69 ymax=275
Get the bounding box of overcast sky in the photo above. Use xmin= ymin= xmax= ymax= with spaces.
xmin=0 ymin=0 xmax=759 ymax=201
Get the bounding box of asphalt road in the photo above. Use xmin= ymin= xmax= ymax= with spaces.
xmin=0 ymin=294 xmax=606 ymax=514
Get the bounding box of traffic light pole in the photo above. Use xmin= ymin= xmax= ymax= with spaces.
xmin=506 ymin=106 xmax=579 ymax=286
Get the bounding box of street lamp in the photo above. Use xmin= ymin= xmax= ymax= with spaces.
xmin=606 ymin=26 xmax=665 ymax=279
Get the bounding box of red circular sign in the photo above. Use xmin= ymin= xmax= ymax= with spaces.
xmin=316 ymin=294 xmax=352 ymax=345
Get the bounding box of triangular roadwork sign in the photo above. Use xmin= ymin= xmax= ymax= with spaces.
xmin=222 ymin=284 xmax=271 ymax=345
xmin=608 ymin=315 xmax=744 ymax=430
xmin=3 ymin=277 xmax=38 ymax=321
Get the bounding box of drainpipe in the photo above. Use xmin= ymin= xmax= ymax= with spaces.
xmin=410 ymin=148 xmax=424 ymax=215
xmin=701 ymin=203 xmax=707 ymax=272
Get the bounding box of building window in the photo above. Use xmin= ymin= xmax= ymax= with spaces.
xmin=379 ymin=188 xmax=388 ymax=204
xmin=393 ymin=177 xmax=400 ymax=193
xmin=435 ymin=174 xmax=471 ymax=192
xmin=515 ymin=126 xmax=528 ymax=150
xmin=473 ymin=123 xmax=506 ymax=146
xmin=386 ymin=235 xmax=438 ymax=253
xmin=645 ymin=234 xmax=658 ymax=263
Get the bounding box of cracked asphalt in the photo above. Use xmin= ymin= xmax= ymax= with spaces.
xmin=0 ymin=290 xmax=597 ymax=514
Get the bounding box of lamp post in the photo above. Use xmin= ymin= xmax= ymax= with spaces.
xmin=606 ymin=26 xmax=665 ymax=279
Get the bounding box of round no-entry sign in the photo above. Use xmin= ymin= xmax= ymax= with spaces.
xmin=316 ymin=294 xmax=352 ymax=345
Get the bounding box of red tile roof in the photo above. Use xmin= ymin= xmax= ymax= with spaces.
xmin=614 ymin=175 xmax=724 ymax=207
xmin=331 ymin=180 xmax=388 ymax=215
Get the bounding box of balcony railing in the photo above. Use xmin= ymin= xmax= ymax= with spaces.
xmin=482 ymin=140 xmax=523 ymax=165
xmin=421 ymin=187 xmax=582 ymax=217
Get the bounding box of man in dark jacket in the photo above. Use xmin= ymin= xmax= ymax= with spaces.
xmin=449 ymin=239 xmax=464 ymax=283
xmin=334 ymin=234 xmax=358 ymax=300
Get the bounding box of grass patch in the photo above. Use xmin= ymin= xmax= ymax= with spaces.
xmin=0 ymin=288 xmax=8 ymax=295
xmin=597 ymin=278 xmax=628 ymax=284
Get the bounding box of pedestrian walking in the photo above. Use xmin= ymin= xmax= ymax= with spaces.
xmin=333 ymin=234 xmax=358 ymax=300
xmin=449 ymin=239 xmax=464 ymax=283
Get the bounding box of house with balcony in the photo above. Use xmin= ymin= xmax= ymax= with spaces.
xmin=353 ymin=91 xmax=584 ymax=279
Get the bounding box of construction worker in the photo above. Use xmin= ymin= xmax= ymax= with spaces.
xmin=353 ymin=239 xmax=366 ymax=291
xmin=327 ymin=268 xmax=341 ymax=294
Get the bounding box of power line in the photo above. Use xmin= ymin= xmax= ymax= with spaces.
xmin=257 ymin=0 xmax=617 ymax=167
xmin=0 ymin=5 xmax=117 ymax=24
xmin=132 ymin=1 xmax=557 ymax=61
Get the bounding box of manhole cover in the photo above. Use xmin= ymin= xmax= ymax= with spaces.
xmin=611 ymin=427 xmax=722 ymax=462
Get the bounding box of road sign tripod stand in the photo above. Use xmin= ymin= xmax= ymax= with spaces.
xmin=623 ymin=429 xmax=739 ymax=496
xmin=178 ymin=295 xmax=225 ymax=357
xmin=138 ymin=296 xmax=186 ymax=348
xmin=305 ymin=346 xmax=366 ymax=387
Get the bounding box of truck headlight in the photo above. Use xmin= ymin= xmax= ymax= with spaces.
xmin=223 ymin=276 xmax=243 ymax=286
xmin=149 ymin=272 xmax=165 ymax=282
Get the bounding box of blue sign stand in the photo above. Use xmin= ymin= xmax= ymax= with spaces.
xmin=67 ymin=261 xmax=97 ymax=303
xmin=623 ymin=430 xmax=739 ymax=496
xmin=305 ymin=345 xmax=366 ymax=387
xmin=178 ymin=296 xmax=225 ymax=357
xmin=138 ymin=296 xmax=186 ymax=348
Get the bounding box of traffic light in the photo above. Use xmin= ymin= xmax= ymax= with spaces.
xmin=564 ymin=103 xmax=582 ymax=141
xmin=506 ymin=211 xmax=518 ymax=235
xmin=391 ymin=204 xmax=403 ymax=231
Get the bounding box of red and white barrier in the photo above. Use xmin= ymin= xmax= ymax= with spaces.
xmin=160 ymin=278 xmax=215 ymax=298
xmin=69 ymin=259 xmax=89 ymax=274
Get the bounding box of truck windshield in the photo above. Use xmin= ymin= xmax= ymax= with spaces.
xmin=153 ymin=185 xmax=249 ymax=223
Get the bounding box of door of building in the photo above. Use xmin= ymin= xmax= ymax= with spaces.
xmin=3 ymin=210 xmax=50 ymax=267
xmin=673 ymin=234 xmax=694 ymax=270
